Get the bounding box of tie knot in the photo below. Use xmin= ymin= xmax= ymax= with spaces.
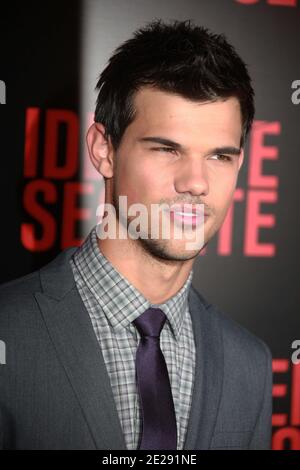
xmin=133 ymin=307 xmax=166 ymax=338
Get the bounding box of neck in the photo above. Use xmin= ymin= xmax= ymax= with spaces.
xmin=97 ymin=235 xmax=193 ymax=304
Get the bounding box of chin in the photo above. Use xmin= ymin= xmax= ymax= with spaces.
xmin=138 ymin=237 xmax=206 ymax=262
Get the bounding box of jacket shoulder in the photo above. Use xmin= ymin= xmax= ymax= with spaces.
xmin=190 ymin=285 xmax=272 ymax=362
xmin=0 ymin=247 xmax=77 ymax=315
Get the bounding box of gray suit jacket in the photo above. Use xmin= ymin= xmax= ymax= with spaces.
xmin=0 ymin=247 xmax=273 ymax=450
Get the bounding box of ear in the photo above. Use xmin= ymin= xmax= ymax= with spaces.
xmin=86 ymin=122 xmax=114 ymax=178
xmin=238 ymin=147 xmax=244 ymax=171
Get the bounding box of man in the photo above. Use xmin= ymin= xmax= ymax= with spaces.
xmin=0 ymin=19 xmax=272 ymax=450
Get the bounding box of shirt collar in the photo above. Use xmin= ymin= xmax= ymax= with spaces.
xmin=71 ymin=225 xmax=193 ymax=341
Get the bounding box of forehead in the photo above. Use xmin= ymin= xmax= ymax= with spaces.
xmin=128 ymin=86 xmax=242 ymax=145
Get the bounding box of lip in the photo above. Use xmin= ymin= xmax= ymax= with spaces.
xmin=165 ymin=206 xmax=209 ymax=227
xmin=168 ymin=204 xmax=208 ymax=216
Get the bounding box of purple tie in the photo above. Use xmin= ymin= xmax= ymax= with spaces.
xmin=133 ymin=307 xmax=177 ymax=450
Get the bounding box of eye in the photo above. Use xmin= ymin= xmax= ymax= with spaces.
xmin=151 ymin=147 xmax=178 ymax=155
xmin=211 ymin=154 xmax=233 ymax=162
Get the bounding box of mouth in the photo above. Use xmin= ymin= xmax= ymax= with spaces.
xmin=164 ymin=204 xmax=209 ymax=227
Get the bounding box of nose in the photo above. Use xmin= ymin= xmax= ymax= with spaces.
xmin=174 ymin=158 xmax=209 ymax=197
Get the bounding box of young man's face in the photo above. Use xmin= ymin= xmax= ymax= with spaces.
xmin=108 ymin=86 xmax=244 ymax=261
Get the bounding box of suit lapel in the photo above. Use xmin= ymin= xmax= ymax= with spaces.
xmin=183 ymin=286 xmax=224 ymax=450
xmin=34 ymin=248 xmax=127 ymax=450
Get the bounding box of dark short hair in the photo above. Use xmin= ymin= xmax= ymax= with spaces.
xmin=94 ymin=19 xmax=255 ymax=150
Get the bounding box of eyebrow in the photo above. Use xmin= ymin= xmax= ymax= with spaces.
xmin=138 ymin=136 xmax=241 ymax=156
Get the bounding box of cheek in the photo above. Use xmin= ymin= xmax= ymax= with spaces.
xmin=115 ymin=157 xmax=164 ymax=204
xmin=211 ymin=173 xmax=238 ymax=212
